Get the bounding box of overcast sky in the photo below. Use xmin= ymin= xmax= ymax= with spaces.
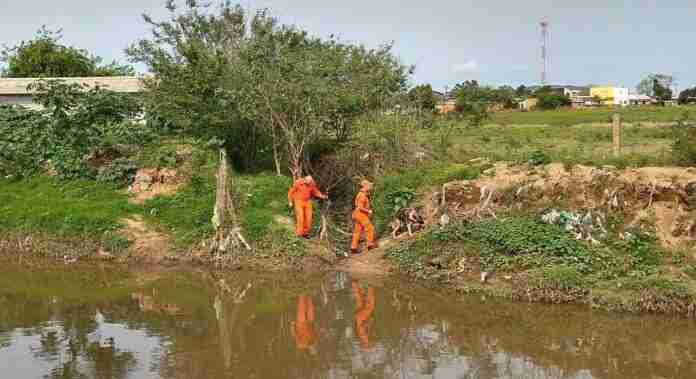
xmin=1 ymin=1 xmax=694 ymax=92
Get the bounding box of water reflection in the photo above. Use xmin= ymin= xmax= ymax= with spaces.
xmin=1 ymin=268 xmax=695 ymax=378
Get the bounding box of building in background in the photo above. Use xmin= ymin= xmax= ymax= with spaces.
xmin=628 ymin=93 xmax=652 ymax=106
xmin=0 ymin=76 xmax=143 ymax=110
xmin=590 ymin=86 xmax=630 ymax=106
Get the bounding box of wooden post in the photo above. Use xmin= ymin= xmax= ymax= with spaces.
xmin=612 ymin=113 xmax=621 ymax=158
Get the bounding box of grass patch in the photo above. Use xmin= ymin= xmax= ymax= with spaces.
xmin=0 ymin=176 xmax=134 ymax=236
xmin=238 ymin=173 xmax=293 ymax=242
xmin=490 ymin=106 xmax=690 ymax=127
xmin=444 ymin=123 xmax=674 ymax=168
xmin=143 ymin=175 xmax=215 ymax=248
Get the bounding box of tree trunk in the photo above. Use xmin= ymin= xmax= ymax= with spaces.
xmin=211 ymin=148 xmax=250 ymax=254
xmin=272 ymin=127 xmax=282 ymax=177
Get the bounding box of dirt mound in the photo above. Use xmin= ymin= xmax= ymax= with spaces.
xmin=432 ymin=163 xmax=696 ymax=251
xmin=128 ymin=168 xmax=184 ymax=204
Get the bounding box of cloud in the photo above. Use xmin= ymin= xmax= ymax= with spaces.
xmin=453 ymin=60 xmax=479 ymax=73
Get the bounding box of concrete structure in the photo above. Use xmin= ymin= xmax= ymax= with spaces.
xmin=0 ymin=76 xmax=144 ymax=109
xmin=590 ymin=86 xmax=630 ymax=107
xmin=518 ymin=97 xmax=539 ymax=111
xmin=628 ymin=93 xmax=652 ymax=106
xmin=436 ymin=99 xmax=457 ymax=114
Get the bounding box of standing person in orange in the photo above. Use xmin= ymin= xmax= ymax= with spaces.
xmin=351 ymin=180 xmax=376 ymax=255
xmin=291 ymin=294 xmax=317 ymax=352
xmin=352 ymin=281 xmax=376 ymax=351
xmin=288 ymin=176 xmax=327 ymax=238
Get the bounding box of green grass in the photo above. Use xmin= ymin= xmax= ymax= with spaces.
xmin=238 ymin=173 xmax=293 ymax=242
xmin=490 ymin=106 xmax=692 ymax=127
xmin=143 ymin=175 xmax=216 ymax=247
xmin=442 ymin=123 xmax=675 ymax=168
xmin=0 ymin=176 xmax=135 ymax=236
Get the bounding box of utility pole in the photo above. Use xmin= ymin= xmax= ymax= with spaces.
xmin=540 ymin=21 xmax=549 ymax=86
xmin=613 ymin=113 xmax=621 ymax=158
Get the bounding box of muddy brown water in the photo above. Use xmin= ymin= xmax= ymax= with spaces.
xmin=1 ymin=265 xmax=695 ymax=379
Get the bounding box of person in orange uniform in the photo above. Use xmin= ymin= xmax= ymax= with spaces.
xmin=288 ymin=176 xmax=327 ymax=238
xmin=352 ymin=281 xmax=376 ymax=351
xmin=351 ymin=180 xmax=376 ymax=255
xmin=291 ymin=294 xmax=317 ymax=352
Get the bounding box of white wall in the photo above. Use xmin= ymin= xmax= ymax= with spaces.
xmin=0 ymin=95 xmax=42 ymax=110
xmin=613 ymin=88 xmax=629 ymax=106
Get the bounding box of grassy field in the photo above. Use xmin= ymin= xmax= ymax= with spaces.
xmin=443 ymin=123 xmax=675 ymax=168
xmin=489 ymin=106 xmax=694 ymax=127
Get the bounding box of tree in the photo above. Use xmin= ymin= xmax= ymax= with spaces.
xmin=679 ymin=87 xmax=696 ymax=105
xmin=237 ymin=16 xmax=408 ymax=177
xmin=637 ymin=73 xmax=674 ymax=100
xmin=515 ymin=85 xmax=530 ymax=97
xmin=1 ymin=26 xmax=134 ymax=77
xmin=408 ymin=84 xmax=436 ymax=113
xmin=453 ymin=80 xmax=492 ymax=126
xmin=536 ymin=93 xmax=571 ymax=110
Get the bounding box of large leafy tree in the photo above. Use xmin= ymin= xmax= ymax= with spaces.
xmin=637 ymin=73 xmax=674 ymax=101
xmin=1 ymin=26 xmax=134 ymax=77
xmin=679 ymin=86 xmax=696 ymax=105
xmin=239 ymin=22 xmax=408 ymax=177
xmin=408 ymin=84 xmax=436 ymax=113
xmin=453 ymin=80 xmax=492 ymax=126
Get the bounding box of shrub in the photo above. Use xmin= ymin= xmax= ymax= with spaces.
xmin=528 ymin=150 xmax=551 ymax=166
xmin=102 ymin=231 xmax=131 ymax=253
xmin=96 ymin=158 xmax=138 ymax=185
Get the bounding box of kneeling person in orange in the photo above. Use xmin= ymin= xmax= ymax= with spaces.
xmin=351 ymin=180 xmax=376 ymax=255
xmin=288 ymin=176 xmax=327 ymax=238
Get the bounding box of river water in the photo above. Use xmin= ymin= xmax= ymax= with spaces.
xmin=0 ymin=264 xmax=695 ymax=379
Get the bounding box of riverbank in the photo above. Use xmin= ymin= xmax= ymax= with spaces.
xmin=382 ymin=161 xmax=696 ymax=317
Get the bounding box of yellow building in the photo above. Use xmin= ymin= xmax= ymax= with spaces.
xmin=590 ymin=86 xmax=630 ymax=106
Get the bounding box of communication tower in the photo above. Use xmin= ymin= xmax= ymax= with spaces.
xmin=540 ymin=21 xmax=549 ymax=85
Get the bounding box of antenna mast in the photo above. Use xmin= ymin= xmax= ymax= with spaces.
xmin=540 ymin=21 xmax=549 ymax=85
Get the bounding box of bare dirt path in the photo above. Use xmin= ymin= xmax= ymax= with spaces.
xmin=120 ymin=215 xmax=173 ymax=263
xmin=335 ymin=237 xmax=398 ymax=277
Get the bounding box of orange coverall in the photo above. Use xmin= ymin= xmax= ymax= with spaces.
xmin=352 ymin=282 xmax=375 ymax=350
xmin=291 ymin=295 xmax=317 ymax=351
xmin=288 ymin=180 xmax=325 ymax=237
xmin=351 ymin=189 xmax=375 ymax=251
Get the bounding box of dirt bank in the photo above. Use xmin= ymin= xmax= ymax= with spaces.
xmin=382 ymin=162 xmax=696 ymax=318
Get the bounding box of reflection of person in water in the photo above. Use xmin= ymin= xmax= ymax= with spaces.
xmin=291 ymin=294 xmax=317 ymax=353
xmin=352 ymin=281 xmax=376 ymax=351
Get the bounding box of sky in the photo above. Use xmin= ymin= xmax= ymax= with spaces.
xmin=1 ymin=0 xmax=694 ymax=92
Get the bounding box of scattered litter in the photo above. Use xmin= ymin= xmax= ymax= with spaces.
xmin=541 ymin=209 xmax=606 ymax=245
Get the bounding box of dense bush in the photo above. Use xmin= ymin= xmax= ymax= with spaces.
xmin=0 ymin=80 xmax=147 ymax=180
xmin=96 ymin=158 xmax=138 ymax=185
